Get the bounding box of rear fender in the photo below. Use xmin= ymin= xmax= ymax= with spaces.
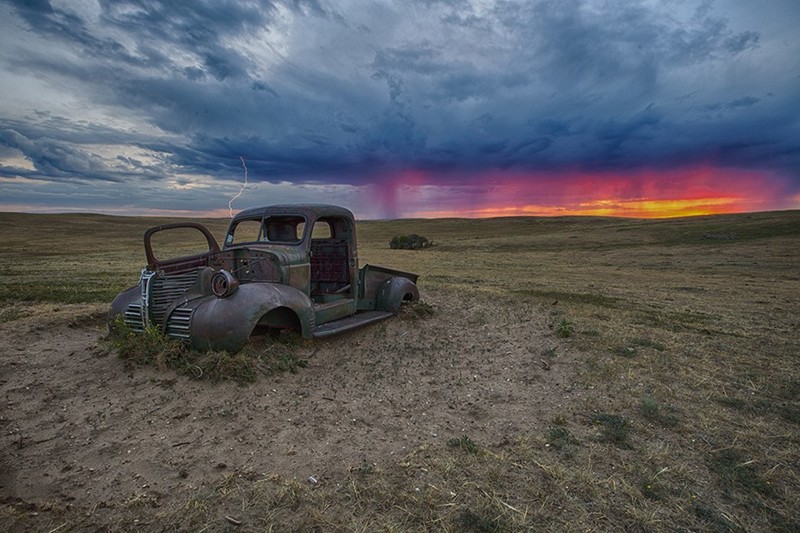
xmin=189 ymin=283 xmax=313 ymax=353
xmin=376 ymin=277 xmax=419 ymax=314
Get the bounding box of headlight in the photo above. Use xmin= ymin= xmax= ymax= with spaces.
xmin=211 ymin=270 xmax=239 ymax=298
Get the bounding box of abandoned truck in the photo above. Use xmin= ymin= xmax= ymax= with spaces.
xmin=109 ymin=204 xmax=419 ymax=353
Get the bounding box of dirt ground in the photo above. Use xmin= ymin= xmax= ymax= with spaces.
xmin=0 ymin=287 xmax=578 ymax=522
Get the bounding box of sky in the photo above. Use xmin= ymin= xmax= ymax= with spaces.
xmin=0 ymin=0 xmax=799 ymax=219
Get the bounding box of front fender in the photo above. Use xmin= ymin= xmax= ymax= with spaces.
xmin=109 ymin=284 xmax=142 ymax=330
xmin=188 ymin=283 xmax=313 ymax=353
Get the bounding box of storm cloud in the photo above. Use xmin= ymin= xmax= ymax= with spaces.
xmin=0 ymin=0 xmax=798 ymax=217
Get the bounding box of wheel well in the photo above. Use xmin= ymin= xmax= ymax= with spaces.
xmin=254 ymin=306 xmax=301 ymax=333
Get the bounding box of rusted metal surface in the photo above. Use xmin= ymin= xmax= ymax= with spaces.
xmin=109 ymin=205 xmax=419 ymax=353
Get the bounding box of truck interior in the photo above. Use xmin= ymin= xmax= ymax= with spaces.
xmin=309 ymin=216 xmax=353 ymax=301
xmin=225 ymin=213 xmax=355 ymax=302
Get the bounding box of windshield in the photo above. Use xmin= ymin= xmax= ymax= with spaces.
xmin=226 ymin=215 xmax=307 ymax=246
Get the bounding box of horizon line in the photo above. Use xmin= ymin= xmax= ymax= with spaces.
xmin=1 ymin=206 xmax=798 ymax=222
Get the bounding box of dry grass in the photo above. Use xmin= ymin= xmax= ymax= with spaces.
xmin=1 ymin=209 xmax=799 ymax=531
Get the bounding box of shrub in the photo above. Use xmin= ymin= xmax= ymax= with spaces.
xmin=389 ymin=234 xmax=432 ymax=250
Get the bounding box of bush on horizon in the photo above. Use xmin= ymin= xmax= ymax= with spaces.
xmin=389 ymin=233 xmax=433 ymax=250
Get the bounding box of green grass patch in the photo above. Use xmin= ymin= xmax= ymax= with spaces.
xmin=447 ymin=435 xmax=480 ymax=454
xmin=0 ymin=282 xmax=125 ymax=304
xmin=109 ymin=319 xmax=307 ymax=383
xmin=592 ymin=413 xmax=633 ymax=448
xmin=546 ymin=426 xmax=580 ymax=456
xmin=555 ymin=319 xmax=575 ymax=338
xmin=111 ymin=323 xmax=258 ymax=384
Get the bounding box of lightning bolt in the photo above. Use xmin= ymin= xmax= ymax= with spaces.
xmin=228 ymin=156 xmax=249 ymax=218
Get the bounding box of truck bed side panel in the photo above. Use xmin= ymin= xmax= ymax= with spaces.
xmin=358 ymin=264 xmax=418 ymax=310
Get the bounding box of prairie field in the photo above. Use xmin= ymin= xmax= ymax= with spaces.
xmin=0 ymin=210 xmax=798 ymax=532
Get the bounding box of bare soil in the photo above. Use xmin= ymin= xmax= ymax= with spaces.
xmin=1 ymin=288 xmax=577 ymax=525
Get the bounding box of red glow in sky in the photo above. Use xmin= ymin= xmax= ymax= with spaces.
xmin=377 ymin=165 xmax=795 ymax=219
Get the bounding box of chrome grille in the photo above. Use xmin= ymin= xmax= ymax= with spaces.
xmin=149 ymin=269 xmax=200 ymax=325
xmin=123 ymin=303 xmax=144 ymax=332
xmin=165 ymin=306 xmax=194 ymax=339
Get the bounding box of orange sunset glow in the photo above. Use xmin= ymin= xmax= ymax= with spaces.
xmin=416 ymin=197 xmax=745 ymax=219
xmin=390 ymin=165 xmax=793 ymax=219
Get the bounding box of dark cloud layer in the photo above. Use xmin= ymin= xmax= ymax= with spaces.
xmin=0 ymin=0 xmax=798 ymax=215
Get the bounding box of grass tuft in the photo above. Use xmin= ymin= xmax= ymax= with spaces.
xmin=400 ymin=300 xmax=435 ymax=320
xmin=447 ymin=435 xmax=480 ymax=454
xmin=245 ymin=334 xmax=309 ymax=375
xmin=542 ymin=346 xmax=557 ymax=357
xmin=639 ymin=396 xmax=679 ymax=427
xmin=592 ymin=413 xmax=633 ymax=448
xmin=546 ymin=426 xmax=580 ymax=456
xmin=555 ymin=319 xmax=575 ymax=338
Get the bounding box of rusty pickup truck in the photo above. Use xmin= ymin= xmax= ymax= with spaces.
xmin=109 ymin=204 xmax=419 ymax=353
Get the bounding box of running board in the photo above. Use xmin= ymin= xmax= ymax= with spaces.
xmin=312 ymin=310 xmax=394 ymax=338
